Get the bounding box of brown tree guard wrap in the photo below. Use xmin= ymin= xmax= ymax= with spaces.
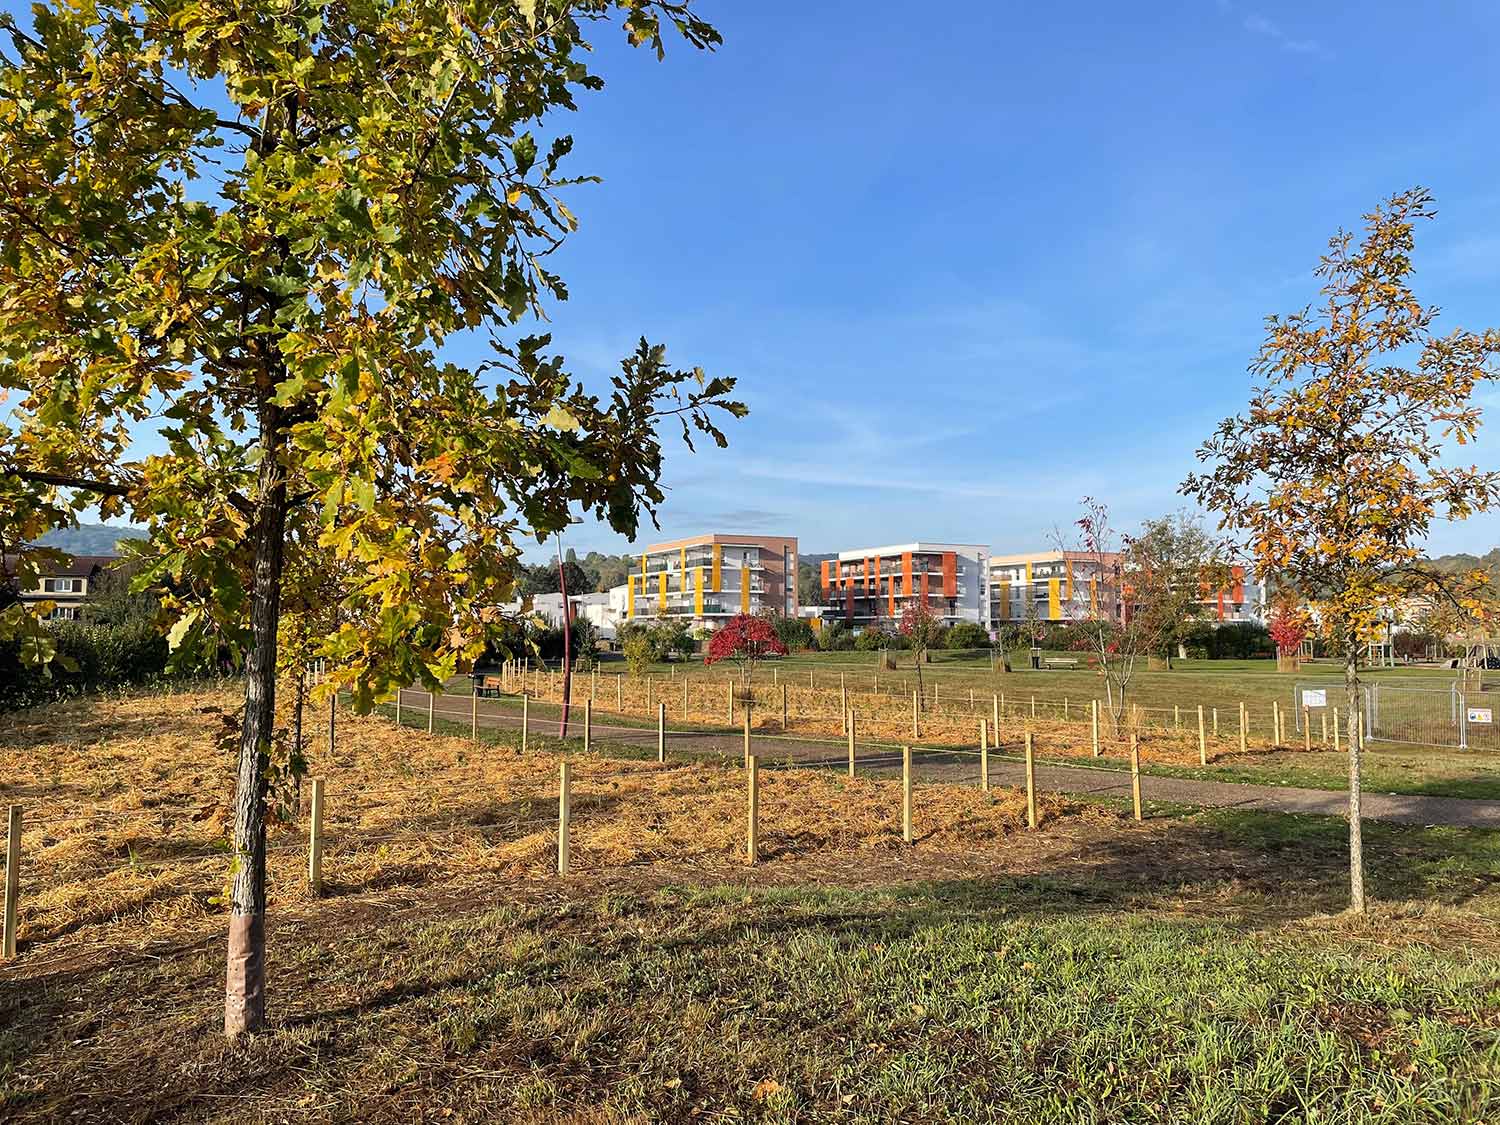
xmin=224 ymin=911 xmax=266 ymax=1036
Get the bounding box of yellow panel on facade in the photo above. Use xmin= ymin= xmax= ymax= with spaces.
xmin=1089 ymin=577 xmax=1098 ymax=615
xmin=627 ymin=574 xmax=635 ymax=617
xmin=1064 ymin=559 xmax=1073 ymax=600
xmin=640 ymin=553 xmax=648 ymax=578
xmin=694 ymin=566 xmax=703 ymax=615
xmin=712 ymin=544 xmax=722 ymax=591
xmin=997 ymin=580 xmax=1010 ymax=620
xmin=740 ymin=566 xmax=750 ymax=613
xmin=1025 ymin=560 xmax=1032 ymax=585
xmin=680 ymin=546 xmax=687 ymax=585
xmin=1048 ymin=578 xmax=1061 ymax=620
xmin=658 ymin=573 xmax=667 ymax=611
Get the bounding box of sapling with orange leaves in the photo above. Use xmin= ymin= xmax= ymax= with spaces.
xmin=1183 ymin=187 xmax=1500 ymax=913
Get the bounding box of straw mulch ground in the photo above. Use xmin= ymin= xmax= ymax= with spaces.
xmin=0 ymin=686 xmax=1119 ymax=958
xmin=508 ymin=670 xmax=1322 ymax=768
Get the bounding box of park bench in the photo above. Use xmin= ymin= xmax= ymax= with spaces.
xmin=1042 ymin=658 xmax=1079 ymax=670
xmin=472 ymin=674 xmax=505 ymax=697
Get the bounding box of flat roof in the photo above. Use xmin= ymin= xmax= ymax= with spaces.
xmin=643 ymin=533 xmax=798 ymax=553
xmin=834 ymin=543 xmax=988 ymax=561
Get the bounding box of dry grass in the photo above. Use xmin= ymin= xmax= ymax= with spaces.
xmin=507 ymin=668 xmax=1315 ymax=768
xmin=0 ymin=686 xmax=1115 ymax=958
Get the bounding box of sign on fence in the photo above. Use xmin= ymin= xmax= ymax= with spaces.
xmin=1301 ymin=689 xmax=1327 ymax=708
xmin=1467 ymin=707 xmax=1492 ymax=725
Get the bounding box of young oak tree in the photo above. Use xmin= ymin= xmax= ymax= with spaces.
xmin=0 ymin=0 xmax=743 ymax=1035
xmin=1182 ymin=187 xmax=1500 ymax=913
xmin=1124 ymin=512 xmax=1228 ymax=671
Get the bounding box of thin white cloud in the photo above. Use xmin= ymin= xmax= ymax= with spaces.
xmin=1219 ymin=2 xmax=1323 ymax=55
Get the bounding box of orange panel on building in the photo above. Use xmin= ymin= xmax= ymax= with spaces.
xmin=941 ymin=552 xmax=956 ymax=598
xmin=902 ymin=552 xmax=913 ymax=597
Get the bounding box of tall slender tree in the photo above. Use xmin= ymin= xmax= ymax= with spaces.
xmin=1183 ymin=187 xmax=1499 ymax=913
xmin=0 ymin=0 xmax=741 ymax=1033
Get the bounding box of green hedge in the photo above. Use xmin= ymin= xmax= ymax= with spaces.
xmin=0 ymin=619 xmax=181 ymax=712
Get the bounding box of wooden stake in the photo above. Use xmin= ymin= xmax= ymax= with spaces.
xmin=1197 ymin=705 xmax=1207 ymax=766
xmin=307 ymin=780 xmax=325 ymax=897
xmin=558 ymin=760 xmax=571 ymax=876
xmin=727 ymin=680 xmax=734 ymax=724
xmin=1091 ymin=699 xmax=1100 ymax=757
xmin=1239 ymin=700 xmax=1247 ymax=753
xmin=1212 ymin=707 xmax=1219 ymax=737
xmin=1024 ymin=732 xmax=1037 ymax=829
xmin=328 ymin=692 xmax=336 ymax=756
xmin=3 ymin=805 xmax=20 ymax=959
xmin=1320 ymin=710 xmax=1328 ymax=746
xmin=471 ymin=687 xmax=478 ymax=742
xmin=746 ymin=754 xmax=759 ymax=863
xmin=616 ymin=674 xmax=623 ymax=712
xmin=427 ymin=689 xmax=435 ymax=734
xmin=1030 ymin=695 xmax=1036 ymax=718
xmin=743 ymin=707 xmax=751 ymax=768
xmin=1272 ymin=700 xmax=1281 ymax=748
xmin=1303 ymin=707 xmax=1311 ymax=753
xmin=912 ymin=690 xmax=919 ymax=738
xmin=902 ymin=746 xmax=913 ymax=844
xmin=1130 ymin=735 xmax=1142 ymax=821
xmin=980 ymin=719 xmax=990 ymax=792
xmin=840 ymin=682 xmax=848 ymax=734
xmin=584 ymin=699 xmax=592 ymax=754
xmin=658 ymin=702 xmax=666 ymax=764
xmin=781 ymin=683 xmax=788 ymax=731
xmin=396 ymin=687 xmax=403 ymax=728
xmin=1334 ymin=710 xmax=1341 ymax=752
xmin=682 ymin=677 xmax=689 ymax=719
xmin=522 ymin=693 xmax=529 ymax=752
xmin=993 ymin=693 xmax=1000 ymax=742
xmin=847 ymin=711 xmax=857 ymax=778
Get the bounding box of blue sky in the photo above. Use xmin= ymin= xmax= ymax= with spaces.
xmin=509 ymin=0 xmax=1500 ymax=560
xmin=9 ymin=0 xmax=1500 ymax=563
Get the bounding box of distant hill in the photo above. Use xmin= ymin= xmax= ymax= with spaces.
xmin=798 ymin=552 xmax=836 ymax=603
xmin=33 ymin=524 xmax=148 ymax=556
xmin=1426 ymin=549 xmax=1500 ymax=579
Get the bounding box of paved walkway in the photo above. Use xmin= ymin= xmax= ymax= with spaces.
xmin=405 ymin=692 xmax=1500 ymax=830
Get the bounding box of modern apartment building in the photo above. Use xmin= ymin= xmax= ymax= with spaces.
xmin=820 ymin=542 xmax=990 ymax=630
xmin=621 ymin=533 xmax=799 ymax=629
xmin=990 ymin=551 xmax=1114 ymax=624
xmin=989 ymin=550 xmax=1264 ymax=625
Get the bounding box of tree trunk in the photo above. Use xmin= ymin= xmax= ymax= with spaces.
xmin=225 ymin=400 xmax=288 ymax=1038
xmin=291 ymin=668 xmax=305 ymax=819
xmin=1345 ymin=633 xmax=1365 ymax=914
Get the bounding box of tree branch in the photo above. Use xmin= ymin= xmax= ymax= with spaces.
xmin=10 ymin=470 xmax=134 ymax=497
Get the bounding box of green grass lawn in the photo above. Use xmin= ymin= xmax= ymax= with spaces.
xmin=4 ymin=807 xmax=1496 ymax=1122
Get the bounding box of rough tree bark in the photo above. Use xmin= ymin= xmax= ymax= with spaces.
xmin=225 ymin=398 xmax=287 ymax=1037
xmin=1345 ymin=628 xmax=1365 ymax=914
